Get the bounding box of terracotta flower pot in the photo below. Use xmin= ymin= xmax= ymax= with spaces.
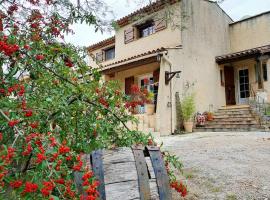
xmin=183 ymin=121 xmax=193 ymax=133
xmin=145 ymin=104 xmax=155 ymax=115
xmin=207 ymin=113 xmax=214 ymax=121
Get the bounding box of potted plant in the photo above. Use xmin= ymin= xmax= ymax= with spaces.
xmin=181 ymin=94 xmax=196 ymax=133
xmin=144 ymin=90 xmax=155 ymax=115
xmin=196 ymin=112 xmax=206 ymax=127
xmin=207 ymin=112 xmax=214 ymax=121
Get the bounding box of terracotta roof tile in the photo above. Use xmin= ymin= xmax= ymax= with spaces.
xmin=100 ymin=47 xmax=167 ymax=71
xmin=87 ymin=36 xmax=115 ymax=52
xmin=216 ymin=45 xmax=270 ymax=64
xmin=116 ymin=0 xmax=179 ymax=27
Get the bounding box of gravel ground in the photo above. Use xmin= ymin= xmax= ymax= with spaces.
xmin=157 ymin=132 xmax=270 ymax=200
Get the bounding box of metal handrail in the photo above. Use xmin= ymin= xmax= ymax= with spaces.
xmin=248 ymin=83 xmax=269 ymax=117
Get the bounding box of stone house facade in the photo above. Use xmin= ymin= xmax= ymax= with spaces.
xmin=87 ymin=0 xmax=270 ymax=135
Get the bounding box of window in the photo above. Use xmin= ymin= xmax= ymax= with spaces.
xmin=96 ymin=52 xmax=103 ymax=62
xmin=263 ymin=63 xmax=268 ymax=81
xmin=137 ymin=21 xmax=155 ymax=38
xmin=104 ymin=47 xmax=115 ymax=61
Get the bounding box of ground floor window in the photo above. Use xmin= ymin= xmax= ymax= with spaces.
xmin=263 ymin=63 xmax=268 ymax=81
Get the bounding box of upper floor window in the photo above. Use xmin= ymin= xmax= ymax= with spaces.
xmin=105 ymin=47 xmax=115 ymax=61
xmin=95 ymin=46 xmax=115 ymax=62
xmin=137 ymin=21 xmax=155 ymax=38
xmin=124 ymin=18 xmax=167 ymax=44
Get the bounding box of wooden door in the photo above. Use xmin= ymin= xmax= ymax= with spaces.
xmin=224 ymin=67 xmax=236 ymax=105
xmin=125 ymin=76 xmax=134 ymax=95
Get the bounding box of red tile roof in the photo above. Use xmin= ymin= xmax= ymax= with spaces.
xmin=216 ymin=45 xmax=270 ymax=64
xmin=116 ymin=0 xmax=179 ymax=27
xmin=87 ymin=36 xmax=115 ymax=52
xmin=100 ymin=47 xmax=167 ymax=70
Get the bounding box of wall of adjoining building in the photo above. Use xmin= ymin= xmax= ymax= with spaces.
xmin=230 ymin=13 xmax=270 ymax=52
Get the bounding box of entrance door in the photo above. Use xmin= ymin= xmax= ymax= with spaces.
xmin=125 ymin=76 xmax=134 ymax=95
xmin=224 ymin=67 xmax=236 ymax=105
xmin=238 ymin=68 xmax=250 ymax=104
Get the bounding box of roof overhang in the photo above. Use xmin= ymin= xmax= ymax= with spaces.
xmin=100 ymin=48 xmax=167 ymax=74
xmin=216 ymin=45 xmax=270 ymax=64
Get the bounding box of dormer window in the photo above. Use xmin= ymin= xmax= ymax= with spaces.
xmin=137 ymin=21 xmax=155 ymax=38
xmin=105 ymin=46 xmax=115 ymax=61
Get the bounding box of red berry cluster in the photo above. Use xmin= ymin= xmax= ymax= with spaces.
xmin=80 ymin=171 xmax=99 ymax=200
xmin=23 ymin=181 xmax=39 ymax=194
xmin=170 ymin=181 xmax=188 ymax=197
xmin=0 ymin=37 xmax=19 ymax=56
xmin=73 ymin=155 xmax=83 ymax=171
xmin=98 ymin=97 xmax=109 ymax=108
xmin=41 ymin=181 xmax=54 ymax=197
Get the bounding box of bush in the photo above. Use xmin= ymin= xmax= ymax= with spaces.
xmin=181 ymin=94 xmax=196 ymax=121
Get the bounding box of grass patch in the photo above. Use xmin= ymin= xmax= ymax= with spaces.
xmin=226 ymin=193 xmax=237 ymax=200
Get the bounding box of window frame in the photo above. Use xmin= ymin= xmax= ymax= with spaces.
xmin=137 ymin=20 xmax=155 ymax=38
xmin=104 ymin=46 xmax=115 ymax=61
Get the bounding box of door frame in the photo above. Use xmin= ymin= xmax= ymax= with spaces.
xmin=237 ymin=67 xmax=250 ymax=104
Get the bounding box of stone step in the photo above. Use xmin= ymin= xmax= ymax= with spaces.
xmin=215 ymin=110 xmax=251 ymax=115
xmin=207 ymin=117 xmax=256 ymax=121
xmin=199 ymin=124 xmax=261 ymax=129
xmin=205 ymin=120 xmax=258 ymax=125
xmin=220 ymin=105 xmax=250 ymax=110
xmin=213 ymin=115 xmax=255 ymax=119
xmin=218 ymin=107 xmax=250 ymax=111
xmin=194 ymin=127 xmax=265 ymax=132
xmin=213 ymin=114 xmax=254 ymax=118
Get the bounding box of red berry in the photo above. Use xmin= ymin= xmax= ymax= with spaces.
xmin=36 ymin=54 xmax=44 ymax=60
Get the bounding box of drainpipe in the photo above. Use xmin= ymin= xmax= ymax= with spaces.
xmin=160 ymin=53 xmax=173 ymax=134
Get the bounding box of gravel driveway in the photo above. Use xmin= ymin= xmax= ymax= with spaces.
xmin=157 ymin=132 xmax=270 ymax=200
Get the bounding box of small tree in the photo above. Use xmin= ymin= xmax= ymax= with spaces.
xmin=0 ymin=0 xmax=187 ymax=199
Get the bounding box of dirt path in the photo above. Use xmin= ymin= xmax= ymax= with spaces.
xmin=157 ymin=132 xmax=270 ymax=200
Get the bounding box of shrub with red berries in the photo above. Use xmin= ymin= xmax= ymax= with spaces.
xmin=0 ymin=0 xmax=186 ymax=199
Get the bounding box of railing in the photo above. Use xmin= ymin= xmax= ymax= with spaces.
xmin=248 ymin=83 xmax=270 ymax=126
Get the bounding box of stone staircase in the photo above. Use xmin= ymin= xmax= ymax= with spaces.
xmin=195 ymin=105 xmax=265 ymax=132
xmin=127 ymin=113 xmax=157 ymax=134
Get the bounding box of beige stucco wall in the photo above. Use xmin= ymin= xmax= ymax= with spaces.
xmin=176 ymin=0 xmax=232 ymax=117
xmin=230 ymin=13 xmax=270 ymax=52
xmin=88 ymin=2 xmax=182 ymax=69
xmin=115 ymin=2 xmax=181 ymax=60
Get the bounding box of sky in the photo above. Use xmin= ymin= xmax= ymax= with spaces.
xmin=65 ymin=0 xmax=270 ymax=47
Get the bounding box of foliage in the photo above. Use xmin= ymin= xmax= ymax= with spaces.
xmin=0 ymin=0 xmax=186 ymax=199
xmin=181 ymin=93 xmax=196 ymax=122
xmin=125 ymin=83 xmax=155 ymax=114
xmin=175 ymin=92 xmax=184 ymax=133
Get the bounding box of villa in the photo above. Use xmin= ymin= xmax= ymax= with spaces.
xmin=87 ymin=0 xmax=270 ymax=135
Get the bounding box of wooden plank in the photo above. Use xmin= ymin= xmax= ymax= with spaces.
xmin=103 ymin=147 xmax=135 ymax=164
xmin=105 ymin=180 xmax=140 ymax=200
xmin=82 ymin=154 xmax=91 ymax=170
xmin=91 ymin=150 xmax=106 ymax=200
xmin=103 ymin=162 xmax=138 ymax=184
xmin=147 ymin=147 xmax=172 ymax=200
xmin=74 ymin=172 xmax=84 ymax=195
xmin=149 ymin=179 xmax=159 ymax=200
xmin=132 ymin=147 xmax=151 ymax=200
xmin=145 ymin=157 xmax=156 ymax=179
